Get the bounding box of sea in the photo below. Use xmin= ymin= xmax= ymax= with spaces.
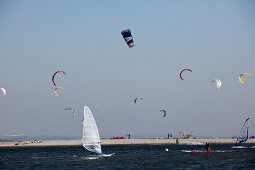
xmin=0 ymin=144 xmax=255 ymax=169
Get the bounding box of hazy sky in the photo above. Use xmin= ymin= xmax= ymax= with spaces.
xmin=0 ymin=0 xmax=255 ymax=138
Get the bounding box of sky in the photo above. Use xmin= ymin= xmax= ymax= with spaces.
xmin=0 ymin=0 xmax=255 ymax=139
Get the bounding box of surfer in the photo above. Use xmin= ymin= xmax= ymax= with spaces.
xmin=205 ymin=142 xmax=211 ymax=151
xmin=234 ymin=138 xmax=239 ymax=146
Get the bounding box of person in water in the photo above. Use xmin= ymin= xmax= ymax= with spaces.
xmin=205 ymin=142 xmax=211 ymax=151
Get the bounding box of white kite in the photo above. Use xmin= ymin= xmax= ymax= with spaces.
xmin=54 ymin=86 xmax=64 ymax=96
xmin=211 ymin=79 xmax=222 ymax=90
xmin=0 ymin=88 xmax=6 ymax=95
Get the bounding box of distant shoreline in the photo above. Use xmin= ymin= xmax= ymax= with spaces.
xmin=1 ymin=138 xmax=255 ymax=148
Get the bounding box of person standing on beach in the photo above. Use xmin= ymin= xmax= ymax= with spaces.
xmin=176 ymin=138 xmax=179 ymax=144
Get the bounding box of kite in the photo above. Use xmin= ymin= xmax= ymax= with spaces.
xmin=160 ymin=110 xmax=167 ymax=118
xmin=179 ymin=69 xmax=192 ymax=80
xmin=52 ymin=71 xmax=66 ymax=86
xmin=0 ymin=88 xmax=6 ymax=95
xmin=211 ymin=79 xmax=222 ymax=90
xmin=239 ymin=73 xmax=252 ymax=84
xmin=134 ymin=97 xmax=143 ymax=104
xmin=121 ymin=29 xmax=135 ymax=48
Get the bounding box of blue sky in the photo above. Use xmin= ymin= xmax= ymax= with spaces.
xmin=0 ymin=0 xmax=255 ymax=138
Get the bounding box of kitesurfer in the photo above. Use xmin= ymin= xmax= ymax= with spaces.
xmin=205 ymin=142 xmax=211 ymax=151
xmin=176 ymin=138 xmax=179 ymax=144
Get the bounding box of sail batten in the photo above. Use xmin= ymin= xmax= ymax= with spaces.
xmin=82 ymin=106 xmax=102 ymax=154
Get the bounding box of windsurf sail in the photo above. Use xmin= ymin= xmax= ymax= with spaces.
xmin=179 ymin=131 xmax=194 ymax=139
xmin=236 ymin=118 xmax=250 ymax=145
xmin=82 ymin=106 xmax=102 ymax=155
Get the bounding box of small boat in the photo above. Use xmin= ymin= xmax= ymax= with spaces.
xmin=82 ymin=106 xmax=115 ymax=158
xmin=110 ymin=136 xmax=125 ymax=140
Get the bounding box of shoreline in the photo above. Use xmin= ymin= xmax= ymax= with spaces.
xmin=1 ymin=138 xmax=255 ymax=148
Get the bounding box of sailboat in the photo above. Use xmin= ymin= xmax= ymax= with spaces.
xmin=82 ymin=106 xmax=115 ymax=157
xmin=232 ymin=118 xmax=250 ymax=149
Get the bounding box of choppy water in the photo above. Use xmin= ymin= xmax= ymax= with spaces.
xmin=1 ymin=144 xmax=255 ymax=169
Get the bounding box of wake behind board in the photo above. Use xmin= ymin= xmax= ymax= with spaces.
xmin=101 ymin=153 xmax=115 ymax=157
xmin=231 ymin=146 xmax=248 ymax=149
xmin=181 ymin=142 xmax=204 ymax=145
xmin=182 ymin=150 xmax=226 ymax=153
xmin=82 ymin=153 xmax=115 ymax=160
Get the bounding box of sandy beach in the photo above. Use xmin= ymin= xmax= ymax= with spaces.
xmin=1 ymin=138 xmax=255 ymax=147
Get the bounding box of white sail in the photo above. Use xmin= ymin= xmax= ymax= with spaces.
xmin=236 ymin=118 xmax=250 ymax=145
xmin=82 ymin=106 xmax=102 ymax=154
